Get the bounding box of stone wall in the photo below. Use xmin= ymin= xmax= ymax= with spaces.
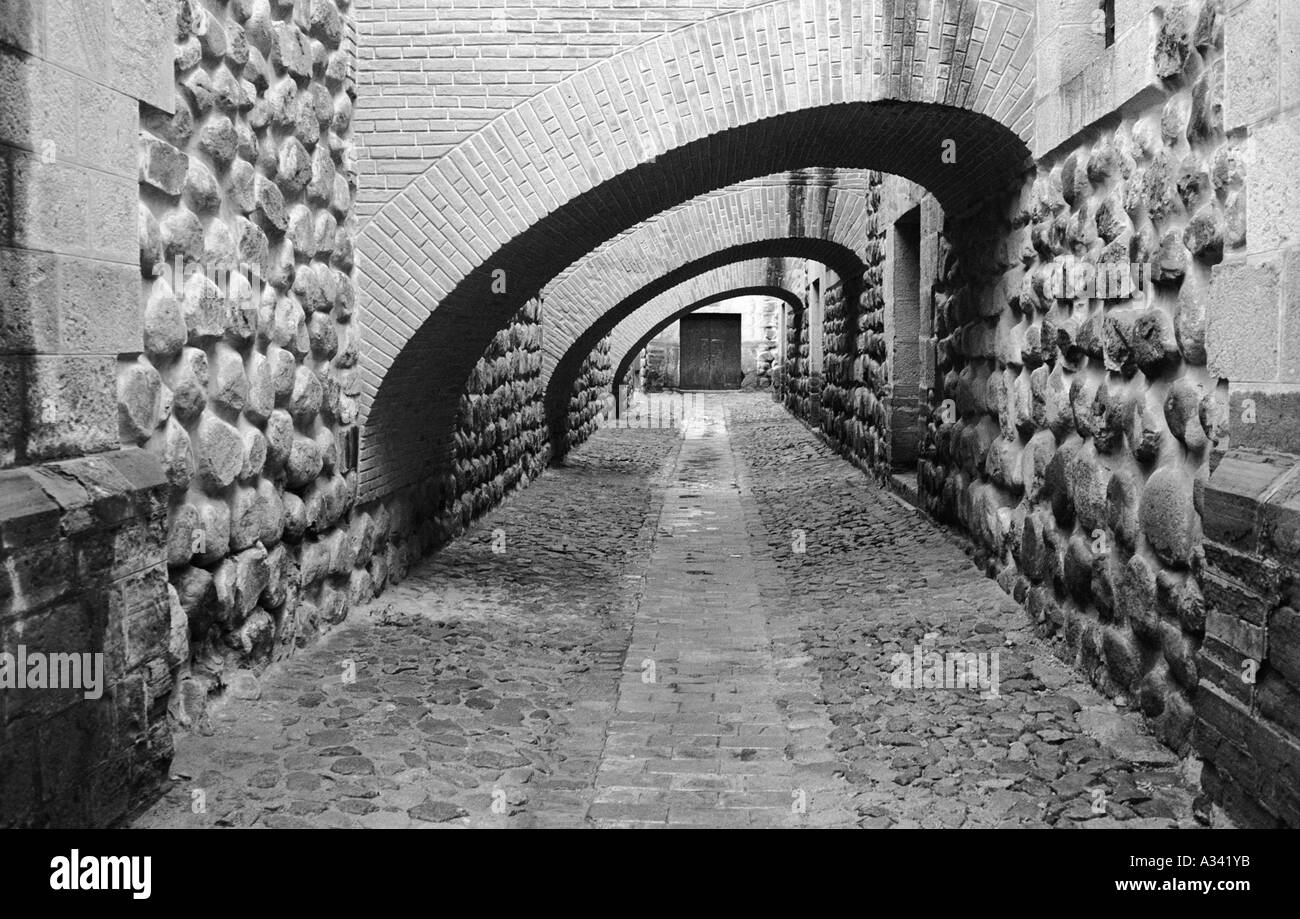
xmin=773 ymin=0 xmax=1300 ymax=829
xmin=1196 ymin=450 xmax=1300 ymax=825
xmin=0 ymin=449 xmax=175 ymax=827
xmin=782 ymin=301 xmax=811 ymax=421
xmin=754 ymin=301 xmax=779 ymax=389
xmin=1 ymin=0 xmax=170 ymax=466
xmin=0 ymin=0 xmax=174 ymax=828
xmin=435 ymin=299 xmax=548 ymax=542
xmin=642 ymin=342 xmax=678 ymax=391
xmin=336 ymin=298 xmax=550 ymax=621
xmin=914 ymin=5 xmax=1233 ymax=760
xmin=558 ymin=337 xmax=614 ymax=457
xmin=822 ymin=173 xmax=891 ymax=474
xmin=130 ymin=0 xmax=364 ymax=728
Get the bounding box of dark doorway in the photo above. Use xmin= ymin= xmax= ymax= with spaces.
xmin=680 ymin=314 xmax=742 ymax=389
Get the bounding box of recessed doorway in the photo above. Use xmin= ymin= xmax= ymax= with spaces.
xmin=679 ymin=314 xmax=742 ymax=390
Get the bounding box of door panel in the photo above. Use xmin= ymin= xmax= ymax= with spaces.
xmin=680 ymin=314 xmax=742 ymax=390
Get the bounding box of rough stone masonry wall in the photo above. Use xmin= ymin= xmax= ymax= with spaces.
xmin=560 ymin=336 xmax=614 ymax=456
xmin=775 ymin=0 xmax=1296 ymax=828
xmin=830 ymin=173 xmax=891 ymax=475
xmin=818 ymin=280 xmax=853 ymax=447
xmin=343 ymin=300 xmax=553 ymax=627
xmin=783 ymin=293 xmax=811 ymax=421
xmin=430 ymin=299 xmax=548 ymax=545
xmin=641 ymin=341 xmax=678 ymax=391
xmin=754 ymin=300 xmax=779 ymax=389
xmin=919 ymin=5 xmax=1232 ymax=759
xmin=130 ymin=0 xmax=365 ymax=726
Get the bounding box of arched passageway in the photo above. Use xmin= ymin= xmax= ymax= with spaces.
xmin=8 ymin=0 xmax=1300 ymax=834
xmin=359 ymin=101 xmax=1030 ymax=498
xmin=609 ymin=284 xmax=803 ymax=393
xmin=542 ymin=238 xmax=860 ymax=452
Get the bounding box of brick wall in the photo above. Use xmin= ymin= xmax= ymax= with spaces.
xmin=351 ymin=0 xmax=779 ymax=220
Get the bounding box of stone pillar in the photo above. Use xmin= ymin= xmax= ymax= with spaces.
xmin=1208 ymin=0 xmax=1300 ymax=451
xmin=0 ymin=0 xmax=171 ymax=466
xmin=889 ymin=208 xmax=923 ymax=470
xmin=0 ymin=0 xmax=176 ymax=828
xmin=806 ymin=264 xmax=826 ymax=405
xmin=1193 ymin=0 xmax=1300 ymax=828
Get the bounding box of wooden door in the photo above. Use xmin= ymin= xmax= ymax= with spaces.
xmin=679 ymin=314 xmax=741 ymax=389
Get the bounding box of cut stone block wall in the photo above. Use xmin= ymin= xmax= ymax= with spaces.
xmin=0 ymin=449 xmax=174 ymax=827
xmin=1 ymin=0 xmax=171 ymax=466
xmin=0 ymin=0 xmax=174 ymax=828
xmin=1195 ymin=450 xmax=1300 ymax=825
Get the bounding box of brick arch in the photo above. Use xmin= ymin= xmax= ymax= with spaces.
xmin=357 ymin=0 xmax=1037 ymax=499
xmin=543 ymin=238 xmax=861 ymax=450
xmin=607 ymin=271 xmax=813 ymax=392
xmin=540 ymin=171 xmax=871 ymax=383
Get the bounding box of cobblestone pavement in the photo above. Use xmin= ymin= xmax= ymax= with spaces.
xmin=726 ymin=395 xmax=1205 ymax=828
xmin=136 ymin=393 xmax=1205 ymax=828
xmin=135 ymin=428 xmax=681 ymax=828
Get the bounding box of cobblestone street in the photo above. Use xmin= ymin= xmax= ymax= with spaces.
xmin=136 ymin=394 xmax=1203 ymax=829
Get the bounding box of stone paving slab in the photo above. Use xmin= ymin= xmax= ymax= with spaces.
xmin=588 ymin=402 xmax=855 ymax=827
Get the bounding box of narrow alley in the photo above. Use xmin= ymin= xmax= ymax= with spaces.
xmin=135 ymin=395 xmax=1201 ymax=829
